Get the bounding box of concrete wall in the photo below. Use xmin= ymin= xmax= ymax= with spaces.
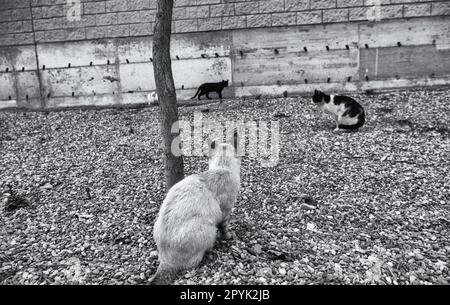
xmin=0 ymin=0 xmax=450 ymax=109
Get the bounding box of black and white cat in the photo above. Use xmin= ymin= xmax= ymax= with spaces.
xmin=191 ymin=80 xmax=229 ymax=101
xmin=312 ymin=89 xmax=365 ymax=131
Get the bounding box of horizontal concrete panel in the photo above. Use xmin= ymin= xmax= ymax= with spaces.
xmin=41 ymin=66 xmax=120 ymax=97
xmin=0 ymin=73 xmax=16 ymax=99
xmin=37 ymin=40 xmax=116 ymax=69
xmin=232 ymin=23 xmax=359 ymax=53
xmin=235 ymin=82 xmax=359 ymax=97
xmin=235 ymin=77 xmax=450 ymax=97
xmin=234 ymin=50 xmax=359 ymax=86
xmin=0 ymin=45 xmax=37 ymax=71
xmin=117 ymin=32 xmax=231 ymax=63
xmin=171 ymin=31 xmax=232 ymax=59
xmin=360 ymin=45 xmax=450 ymax=80
xmin=359 ymin=17 xmax=450 ymax=48
xmin=46 ymin=94 xmax=123 ymax=108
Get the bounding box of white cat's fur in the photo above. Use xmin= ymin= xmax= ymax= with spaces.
xmin=150 ymin=137 xmax=240 ymax=285
xmin=147 ymin=91 xmax=158 ymax=105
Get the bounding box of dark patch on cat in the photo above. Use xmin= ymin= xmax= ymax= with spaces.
xmin=191 ymin=80 xmax=228 ymax=101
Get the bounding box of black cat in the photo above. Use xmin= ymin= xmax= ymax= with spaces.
xmin=191 ymin=80 xmax=229 ymax=101
xmin=312 ymin=89 xmax=365 ymax=131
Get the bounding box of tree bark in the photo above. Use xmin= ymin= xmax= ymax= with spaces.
xmin=153 ymin=0 xmax=184 ymax=191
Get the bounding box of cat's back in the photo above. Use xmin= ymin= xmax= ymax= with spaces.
xmin=162 ymin=174 xmax=215 ymax=210
xmin=334 ymin=95 xmax=363 ymax=109
xmin=201 ymin=169 xmax=240 ymax=195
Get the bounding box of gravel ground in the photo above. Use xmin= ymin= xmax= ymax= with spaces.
xmin=0 ymin=88 xmax=449 ymax=285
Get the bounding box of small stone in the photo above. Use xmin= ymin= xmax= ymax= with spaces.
xmin=41 ymin=183 xmax=53 ymax=190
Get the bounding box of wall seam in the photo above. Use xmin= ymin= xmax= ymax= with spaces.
xmin=27 ymin=0 xmax=45 ymax=109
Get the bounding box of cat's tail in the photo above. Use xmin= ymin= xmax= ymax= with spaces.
xmin=149 ymin=263 xmax=179 ymax=285
xmin=191 ymin=88 xmax=201 ymax=99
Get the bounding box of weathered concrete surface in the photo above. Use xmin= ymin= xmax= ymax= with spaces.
xmin=41 ymin=65 xmax=121 ymax=97
xmin=0 ymin=16 xmax=450 ymax=110
xmin=37 ymin=40 xmax=117 ymax=69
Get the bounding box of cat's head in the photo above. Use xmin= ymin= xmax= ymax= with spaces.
xmin=208 ymin=130 xmax=240 ymax=175
xmin=222 ymin=80 xmax=229 ymax=86
xmin=312 ymin=89 xmax=325 ymax=104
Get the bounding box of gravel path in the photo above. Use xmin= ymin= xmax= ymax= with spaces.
xmin=1 ymin=88 xmax=449 ymax=285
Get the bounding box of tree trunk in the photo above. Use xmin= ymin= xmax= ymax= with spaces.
xmin=153 ymin=0 xmax=184 ymax=191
